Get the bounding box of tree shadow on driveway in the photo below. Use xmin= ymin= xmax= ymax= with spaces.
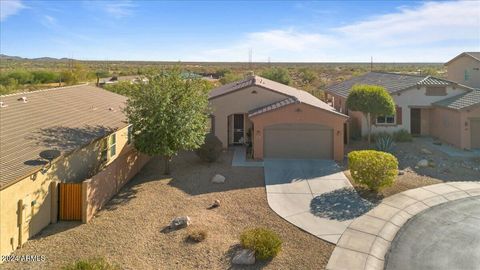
xmin=310 ymin=187 xmax=378 ymax=221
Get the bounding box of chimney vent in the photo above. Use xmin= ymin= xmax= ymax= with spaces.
xmin=18 ymin=96 xmax=28 ymax=103
xmin=0 ymin=101 xmax=7 ymax=108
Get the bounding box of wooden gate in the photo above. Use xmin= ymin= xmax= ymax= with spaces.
xmin=59 ymin=183 xmax=82 ymax=220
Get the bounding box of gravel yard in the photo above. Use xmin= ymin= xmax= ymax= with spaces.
xmin=344 ymin=137 xmax=480 ymax=199
xmin=3 ymin=151 xmax=333 ymax=270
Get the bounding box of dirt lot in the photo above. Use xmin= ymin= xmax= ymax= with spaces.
xmin=3 ymin=151 xmax=333 ymax=270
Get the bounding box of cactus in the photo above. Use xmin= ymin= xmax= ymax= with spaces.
xmin=376 ymin=134 xmax=394 ymax=153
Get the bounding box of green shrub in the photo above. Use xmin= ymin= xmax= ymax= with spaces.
xmin=187 ymin=229 xmax=208 ymax=242
xmin=393 ymin=129 xmax=413 ymax=142
xmin=195 ymin=133 xmax=223 ymax=162
xmin=348 ymin=150 xmax=398 ymax=191
xmin=240 ymin=228 xmax=282 ymax=260
xmin=62 ymin=258 xmax=119 ymax=270
xmin=375 ymin=134 xmax=394 ymax=153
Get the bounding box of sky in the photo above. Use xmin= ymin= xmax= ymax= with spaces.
xmin=0 ymin=0 xmax=479 ymax=62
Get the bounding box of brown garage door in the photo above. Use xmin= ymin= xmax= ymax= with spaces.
xmin=264 ymin=123 xmax=333 ymax=159
xmin=471 ymin=119 xmax=480 ymax=149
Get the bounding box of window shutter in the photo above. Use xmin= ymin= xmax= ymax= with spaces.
xmin=396 ymin=106 xmax=402 ymax=125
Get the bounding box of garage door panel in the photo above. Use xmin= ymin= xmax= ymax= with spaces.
xmin=264 ymin=124 xmax=333 ymax=159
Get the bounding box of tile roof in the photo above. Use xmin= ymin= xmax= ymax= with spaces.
xmin=445 ymin=52 xmax=480 ymax=65
xmin=210 ymin=75 xmax=346 ymax=117
xmin=326 ymin=72 xmax=460 ymax=98
xmin=0 ymin=84 xmax=128 ymax=189
xmin=248 ymin=98 xmax=297 ymax=117
xmin=433 ymin=89 xmax=480 ymax=110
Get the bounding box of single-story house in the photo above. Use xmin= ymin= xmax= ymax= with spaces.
xmin=445 ymin=52 xmax=480 ymax=89
xmin=209 ymin=75 xmax=348 ymax=161
xmin=325 ymin=71 xmax=480 ymax=150
xmin=0 ymin=85 xmax=148 ymax=258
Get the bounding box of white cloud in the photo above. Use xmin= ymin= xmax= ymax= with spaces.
xmin=0 ymin=0 xmax=26 ymax=21
xmin=41 ymin=15 xmax=57 ymax=28
xmin=200 ymin=1 xmax=480 ymax=62
xmin=103 ymin=0 xmax=136 ymax=18
xmin=336 ymin=1 xmax=480 ymax=46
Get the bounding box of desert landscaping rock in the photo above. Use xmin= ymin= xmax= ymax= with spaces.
xmin=212 ymin=199 xmax=220 ymax=207
xmin=421 ymin=148 xmax=432 ymax=155
xmin=169 ymin=216 xmax=191 ymax=229
xmin=232 ymin=249 xmax=255 ymax=265
xmin=211 ymin=174 xmax=226 ymax=184
xmin=417 ymin=159 xmax=429 ymax=167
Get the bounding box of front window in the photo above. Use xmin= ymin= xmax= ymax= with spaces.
xmin=377 ymin=115 xmax=395 ymax=125
xmin=109 ymin=133 xmax=116 ymax=157
xmin=465 ymin=70 xmax=470 ymax=81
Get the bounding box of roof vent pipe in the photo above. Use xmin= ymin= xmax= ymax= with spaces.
xmin=18 ymin=96 xmax=28 ymax=103
xmin=0 ymin=101 xmax=7 ymax=108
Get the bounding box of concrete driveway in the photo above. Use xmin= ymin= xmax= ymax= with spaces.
xmin=264 ymin=159 xmax=371 ymax=244
xmin=386 ymin=196 xmax=480 ymax=270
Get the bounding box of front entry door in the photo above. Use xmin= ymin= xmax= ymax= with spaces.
xmin=411 ymin=108 xmax=421 ymax=135
xmin=233 ymin=114 xmax=244 ymax=144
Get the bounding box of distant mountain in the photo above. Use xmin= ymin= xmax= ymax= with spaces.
xmin=0 ymin=54 xmax=74 ymax=61
xmin=0 ymin=54 xmax=26 ymax=60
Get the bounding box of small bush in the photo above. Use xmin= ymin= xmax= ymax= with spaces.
xmin=375 ymin=134 xmax=394 ymax=152
xmin=195 ymin=133 xmax=223 ymax=162
xmin=187 ymin=229 xmax=207 ymax=242
xmin=62 ymin=258 xmax=119 ymax=270
xmin=348 ymin=150 xmax=398 ymax=192
xmin=240 ymin=228 xmax=282 ymax=260
xmin=393 ymin=129 xmax=413 ymax=142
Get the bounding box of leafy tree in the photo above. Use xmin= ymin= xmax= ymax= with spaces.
xmin=104 ymin=81 xmax=140 ymax=97
xmin=125 ymin=69 xmax=210 ymax=174
xmin=7 ymin=70 xmax=34 ymax=84
xmin=60 ymin=63 xmax=92 ymax=85
xmin=261 ymin=67 xmax=291 ymax=85
xmin=31 ymin=70 xmax=60 ymax=84
xmin=346 ymin=84 xmax=395 ymax=143
xmin=219 ymin=72 xmax=242 ymax=85
xmin=298 ymin=68 xmax=317 ymax=85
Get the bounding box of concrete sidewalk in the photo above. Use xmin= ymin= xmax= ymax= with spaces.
xmin=264 ymin=159 xmax=367 ymax=244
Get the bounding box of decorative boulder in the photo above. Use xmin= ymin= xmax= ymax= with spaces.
xmin=169 ymin=216 xmax=191 ymax=230
xmin=213 ymin=199 xmax=220 ymax=207
xmin=417 ymin=159 xmax=429 ymax=167
xmin=421 ymin=148 xmax=432 ymax=155
xmin=211 ymin=174 xmax=226 ymax=184
xmin=232 ymin=249 xmax=255 ymax=265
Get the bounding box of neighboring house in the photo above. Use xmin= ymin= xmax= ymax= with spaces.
xmin=445 ymin=52 xmax=480 ymax=89
xmin=325 ymin=71 xmax=480 ymax=150
xmin=0 ymin=85 xmax=148 ymax=258
xmin=209 ymin=75 xmax=348 ymax=161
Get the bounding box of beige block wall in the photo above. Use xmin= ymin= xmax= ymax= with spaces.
xmin=0 ymin=125 xmax=132 ymax=258
xmin=209 ymin=86 xmax=289 ymax=147
xmin=82 ymin=150 xmax=150 ymax=223
xmin=250 ymin=103 xmax=347 ymax=161
xmin=447 ymin=55 xmax=480 ymax=89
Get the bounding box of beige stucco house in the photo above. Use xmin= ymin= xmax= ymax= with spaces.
xmin=326 ymin=71 xmax=480 ymax=150
xmin=445 ymin=52 xmax=480 ymax=89
xmin=0 ymin=85 xmax=148 ymax=258
xmin=209 ymin=75 xmax=348 ymax=161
